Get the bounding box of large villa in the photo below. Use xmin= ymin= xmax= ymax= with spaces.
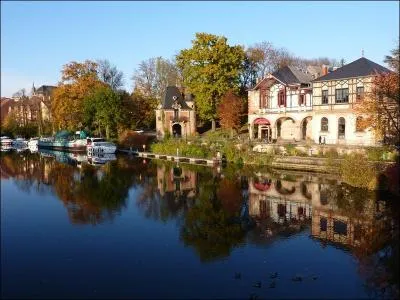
xmin=247 ymin=57 xmax=391 ymax=146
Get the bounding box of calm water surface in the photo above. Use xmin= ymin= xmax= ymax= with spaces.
xmin=1 ymin=150 xmax=399 ymax=299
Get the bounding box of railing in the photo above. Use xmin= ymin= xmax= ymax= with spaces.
xmin=170 ymin=116 xmax=188 ymax=123
xmin=257 ymin=105 xmax=312 ymax=114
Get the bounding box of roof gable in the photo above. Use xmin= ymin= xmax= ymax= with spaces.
xmin=272 ymin=66 xmax=313 ymax=85
xmin=313 ymin=57 xmax=391 ymax=82
xmin=161 ymin=86 xmax=192 ymax=110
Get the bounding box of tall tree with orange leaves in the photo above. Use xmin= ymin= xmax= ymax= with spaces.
xmin=52 ymin=60 xmax=105 ymax=130
xmin=355 ymin=72 xmax=399 ymax=145
xmin=217 ymin=90 xmax=243 ymax=138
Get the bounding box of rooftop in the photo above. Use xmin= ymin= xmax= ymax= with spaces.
xmin=313 ymin=57 xmax=391 ymax=81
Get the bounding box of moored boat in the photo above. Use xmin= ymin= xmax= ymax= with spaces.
xmin=86 ymin=137 xmax=117 ymax=154
xmin=38 ymin=130 xmax=88 ymax=152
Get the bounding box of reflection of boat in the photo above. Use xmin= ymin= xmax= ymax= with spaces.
xmin=1 ymin=145 xmax=14 ymax=152
xmin=13 ymin=137 xmax=28 ymax=147
xmin=39 ymin=148 xmax=87 ymax=166
xmin=87 ymin=153 xmax=117 ymax=165
xmin=1 ymin=136 xmax=14 ymax=146
xmin=86 ymin=137 xmax=117 ymax=154
xmin=28 ymin=137 xmax=39 ymax=148
xmin=29 ymin=144 xmax=38 ymax=153
xmin=38 ymin=130 xmax=88 ymax=152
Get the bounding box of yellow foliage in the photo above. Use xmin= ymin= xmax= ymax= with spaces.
xmin=51 ymin=60 xmax=105 ymax=130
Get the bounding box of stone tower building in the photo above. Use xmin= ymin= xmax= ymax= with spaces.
xmin=155 ymin=86 xmax=196 ymax=139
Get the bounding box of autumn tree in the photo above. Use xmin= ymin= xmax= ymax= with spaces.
xmin=119 ymin=90 xmax=158 ymax=130
xmin=52 ymin=60 xmax=105 ymax=131
xmin=355 ymin=72 xmax=399 ymax=145
xmin=96 ymin=59 xmax=124 ymax=91
xmin=83 ymin=86 xmax=123 ymax=139
xmin=176 ymin=33 xmax=245 ymax=130
xmin=217 ymin=90 xmax=243 ymax=138
xmin=132 ymin=56 xmax=180 ymax=101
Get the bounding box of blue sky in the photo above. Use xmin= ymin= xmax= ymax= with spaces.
xmin=1 ymin=1 xmax=399 ymax=97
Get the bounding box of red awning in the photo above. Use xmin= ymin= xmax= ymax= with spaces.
xmin=254 ymin=182 xmax=271 ymax=191
xmin=253 ymin=118 xmax=270 ymax=125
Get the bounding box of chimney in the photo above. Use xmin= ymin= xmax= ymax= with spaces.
xmin=321 ymin=64 xmax=328 ymax=76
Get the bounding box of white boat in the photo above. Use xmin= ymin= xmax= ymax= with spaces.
xmin=1 ymin=136 xmax=14 ymax=146
xmin=28 ymin=137 xmax=39 ymax=147
xmin=86 ymin=137 xmax=117 ymax=154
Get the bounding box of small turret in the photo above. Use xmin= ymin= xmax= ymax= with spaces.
xmin=31 ymin=82 xmax=36 ymax=96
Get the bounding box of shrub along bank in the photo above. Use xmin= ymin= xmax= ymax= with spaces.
xmin=148 ymin=138 xmax=399 ymax=191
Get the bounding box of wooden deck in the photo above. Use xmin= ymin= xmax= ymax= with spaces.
xmin=119 ymin=150 xmax=220 ymax=167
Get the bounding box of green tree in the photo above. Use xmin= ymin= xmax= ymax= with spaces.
xmin=119 ymin=90 xmax=158 ymax=130
xmin=83 ymin=86 xmax=123 ymax=139
xmin=176 ymin=33 xmax=245 ymax=130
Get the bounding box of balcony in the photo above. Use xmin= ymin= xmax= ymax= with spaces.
xmin=257 ymin=105 xmax=312 ymax=115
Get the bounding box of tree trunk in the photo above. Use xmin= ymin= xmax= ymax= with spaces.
xmin=211 ymin=119 xmax=216 ymax=131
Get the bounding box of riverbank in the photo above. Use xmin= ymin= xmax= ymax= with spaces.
xmin=119 ymin=148 xmax=395 ymax=173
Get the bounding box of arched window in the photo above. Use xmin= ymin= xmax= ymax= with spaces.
xmin=321 ymin=117 xmax=328 ymax=132
xmin=356 ymin=116 xmax=365 ymax=132
xmin=338 ymin=117 xmax=346 ymax=139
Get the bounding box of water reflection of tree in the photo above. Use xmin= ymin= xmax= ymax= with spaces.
xmin=323 ymin=182 xmax=399 ymax=298
xmin=1 ymin=152 xmax=142 ymax=225
xmin=180 ymin=173 xmax=246 ymax=262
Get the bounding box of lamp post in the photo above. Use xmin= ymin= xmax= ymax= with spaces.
xmin=184 ymin=122 xmax=187 ymax=142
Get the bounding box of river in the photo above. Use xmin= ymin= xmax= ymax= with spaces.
xmin=1 ymin=150 xmax=398 ymax=299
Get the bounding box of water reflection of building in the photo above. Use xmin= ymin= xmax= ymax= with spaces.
xmin=157 ymin=164 xmax=196 ymax=199
xmin=248 ymin=175 xmax=314 ymax=223
xmin=311 ymin=186 xmax=382 ymax=248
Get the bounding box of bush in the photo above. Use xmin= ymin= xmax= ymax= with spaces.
xmin=365 ymin=146 xmax=397 ymax=161
xmin=340 ymin=152 xmax=378 ymax=190
xmin=284 ymin=144 xmax=296 ymax=156
xmin=150 ymin=139 xmax=211 ymax=159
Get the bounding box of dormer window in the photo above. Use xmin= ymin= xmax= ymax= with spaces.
xmin=171 ymin=97 xmax=181 ymax=121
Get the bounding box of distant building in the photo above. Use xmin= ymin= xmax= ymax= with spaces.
xmin=32 ymin=84 xmax=56 ymax=122
xmin=155 ymin=86 xmax=196 ymax=139
xmin=2 ymin=83 xmax=56 ymax=128
xmin=248 ymin=57 xmax=392 ymax=146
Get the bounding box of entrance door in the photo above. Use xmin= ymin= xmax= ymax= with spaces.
xmin=338 ymin=117 xmax=345 ymax=139
xmin=172 ymin=124 xmax=182 ymax=138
